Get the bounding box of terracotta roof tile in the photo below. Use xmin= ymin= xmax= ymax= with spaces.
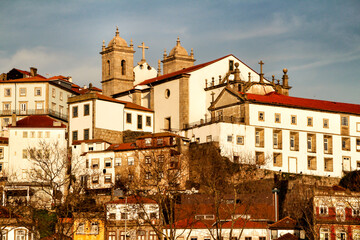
xmin=277 ymin=233 xmax=298 ymax=240
xmin=14 ymin=68 xmax=46 ymax=79
xmin=95 ymin=93 xmax=153 ymax=112
xmin=72 ymin=139 xmax=111 ymax=145
xmin=136 ymin=132 xmax=182 ymax=139
xmin=106 ymin=142 xmax=136 ymax=151
xmin=246 ymin=91 xmax=360 ymax=115
xmin=269 ymin=216 xmax=297 ymax=230
xmin=10 ymin=115 xmax=66 ymax=128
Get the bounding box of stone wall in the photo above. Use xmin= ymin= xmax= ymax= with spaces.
xmin=122 ymin=130 xmax=151 ymax=143
xmin=94 ymin=127 xmax=123 ymax=144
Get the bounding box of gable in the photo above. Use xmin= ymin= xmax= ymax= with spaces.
xmin=210 ymin=87 xmax=242 ymax=110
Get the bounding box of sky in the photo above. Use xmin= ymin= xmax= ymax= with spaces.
xmin=1 ymin=0 xmax=360 ymax=103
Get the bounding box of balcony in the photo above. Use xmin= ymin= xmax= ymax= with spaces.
xmin=0 ymin=108 xmax=68 ymax=121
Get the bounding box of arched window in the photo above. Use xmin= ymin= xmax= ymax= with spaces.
xmin=121 ymin=60 xmax=126 ymax=75
xmin=107 ymin=60 xmax=110 ymax=75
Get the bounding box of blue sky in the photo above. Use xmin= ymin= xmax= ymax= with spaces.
xmin=1 ymin=0 xmax=360 ymax=103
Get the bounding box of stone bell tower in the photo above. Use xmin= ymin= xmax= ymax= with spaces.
xmin=100 ymin=27 xmax=135 ymax=97
xmin=162 ymin=37 xmax=195 ymax=75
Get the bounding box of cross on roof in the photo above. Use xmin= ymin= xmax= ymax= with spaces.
xmin=138 ymin=42 xmax=149 ymax=61
xmin=258 ymin=60 xmax=264 ymax=74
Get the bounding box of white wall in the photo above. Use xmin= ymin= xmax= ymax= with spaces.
xmin=124 ymin=109 xmax=154 ymax=132
xmin=69 ymin=100 xmax=94 ymax=144
xmin=95 ymin=100 xmax=124 ymax=131
xmin=134 ymin=62 xmax=157 ymax=85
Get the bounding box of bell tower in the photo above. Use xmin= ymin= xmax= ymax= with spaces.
xmin=100 ymin=27 xmax=135 ymax=97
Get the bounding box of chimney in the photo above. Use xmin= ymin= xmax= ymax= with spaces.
xmin=11 ymin=113 xmax=17 ymax=127
xmin=53 ymin=121 xmax=61 ymax=127
xmin=282 ymin=68 xmax=288 ymax=87
xmin=67 ymin=76 xmax=72 ymax=83
xmin=30 ymin=67 xmax=37 ymax=77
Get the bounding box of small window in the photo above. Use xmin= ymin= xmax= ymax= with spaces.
xmin=158 ymin=155 xmax=164 ymax=163
xmin=35 ymin=87 xmax=41 ymax=96
xmin=72 ymin=131 xmax=78 ymax=141
xmin=84 ymin=104 xmax=90 ymax=116
xmin=84 ymin=129 xmax=89 ymax=140
xmin=273 ymin=152 xmax=282 ymax=167
xmin=258 ymin=111 xmax=264 ymax=121
xmin=90 ymin=222 xmax=99 ymax=234
xmin=165 ymin=89 xmax=171 ymax=99
xmin=19 ymin=88 xmax=26 ymax=96
xmin=104 ymin=158 xmax=112 ymax=168
xmin=341 ymin=116 xmax=349 ymax=127
xmin=227 ymin=135 xmax=233 ymax=142
xmin=323 ymin=119 xmax=329 ymax=128
xmin=319 ymin=206 xmax=328 ymax=215
xmin=128 ymin=174 xmax=133 ymax=181
xmin=115 ymin=158 xmax=121 ymax=166
xmin=91 ymin=159 xmax=99 ymax=169
xmin=52 ymin=88 xmax=56 ymax=98
xmin=126 ymin=113 xmax=132 ymax=123
xmin=324 ymin=158 xmax=333 ymax=172
xmin=275 ymin=113 xmax=281 ymax=123
xmin=237 ymin=136 xmax=244 ymax=145
xmin=146 ymin=116 xmax=151 ymax=127
xmin=128 ymin=157 xmax=134 ymax=166
xmin=291 ymin=115 xmax=297 ymax=125
xmin=4 ymin=88 xmax=11 ymax=97
xmin=72 ymin=106 xmax=78 ymax=118
xmin=157 ymin=138 xmax=163 ymax=145
xmin=137 ymin=115 xmax=143 ymax=129
xmin=109 ymin=213 xmax=116 ymax=220
xmin=206 ymin=135 xmax=212 ymax=142
xmin=145 ymin=156 xmax=151 ymax=164
xmin=342 ymin=137 xmax=350 ymax=151
xmin=23 ymin=131 xmax=28 ymax=138
xmin=145 ymin=138 xmax=152 ymax=146
xmin=307 ymin=117 xmax=313 ymax=127
xmin=104 ymin=174 xmax=112 ymax=183
xmin=357 ymin=123 xmax=360 ymax=132
xmin=307 ymin=156 xmax=317 ymax=170
xmin=38 ymin=131 xmax=42 ymax=138
xmin=357 ymin=138 xmax=360 ymax=152
xmin=229 ymin=60 xmax=234 ymax=71
xmin=30 ymin=131 xmax=35 ymax=138
xmin=22 ymin=149 xmax=28 ymax=159
xmin=145 ymin=172 xmax=152 ymax=180
xmin=92 ymin=175 xmax=99 ymax=184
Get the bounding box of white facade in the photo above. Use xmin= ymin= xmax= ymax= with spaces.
xmin=7 ymin=125 xmax=66 ymax=181
xmin=133 ymin=62 xmax=157 ymax=85
xmin=106 ymin=199 xmax=160 ymax=221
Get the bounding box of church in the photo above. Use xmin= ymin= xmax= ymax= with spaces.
xmin=70 ymin=27 xmax=360 ymax=181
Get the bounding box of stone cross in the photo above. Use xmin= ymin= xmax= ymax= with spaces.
xmin=138 ymin=42 xmax=149 ymax=61
xmin=259 ymin=60 xmax=264 ymax=74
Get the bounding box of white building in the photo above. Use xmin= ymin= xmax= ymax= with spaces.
xmin=7 ymin=115 xmax=67 ymax=182
xmin=68 ymin=92 xmax=154 ymax=145
xmin=0 ymin=68 xmax=80 ymax=137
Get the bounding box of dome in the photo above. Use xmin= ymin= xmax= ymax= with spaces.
xmin=169 ymin=37 xmax=188 ymax=56
xmin=108 ymin=27 xmax=128 ymax=47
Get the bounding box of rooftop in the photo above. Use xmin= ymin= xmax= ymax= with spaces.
xmin=10 ymin=115 xmax=66 ymax=128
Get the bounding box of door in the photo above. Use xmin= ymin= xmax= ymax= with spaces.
xmin=342 ymin=157 xmax=351 ymax=172
xmin=20 ymin=103 xmax=27 ymax=115
xmin=288 ymin=157 xmax=297 ymax=173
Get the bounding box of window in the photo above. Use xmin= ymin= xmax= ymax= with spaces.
xmin=84 ymin=129 xmax=89 ymax=140
xmin=20 ymin=102 xmax=27 ymax=114
xmin=115 ymin=158 xmax=121 ymax=166
xmin=137 ymin=115 xmax=143 ymax=129
xmin=86 ymin=159 xmax=89 ymax=168
xmin=157 ymin=138 xmax=163 ymax=145
xmin=23 ymin=131 xmax=28 ymax=138
xmin=273 ymin=153 xmax=282 ymax=167
xmin=352 ymin=208 xmax=360 ymax=217
xmin=307 ymin=117 xmax=313 ymax=126
xmin=357 ymin=138 xmax=360 ymax=151
xmin=259 ymin=238 xmax=266 ymax=240
xmin=237 ymin=135 xmax=244 ymax=145
xmin=92 ymin=175 xmax=99 ymax=184
xmin=52 ymin=88 xmax=56 ymax=98
xmin=91 ymin=222 xmax=99 ymax=234
xmin=0 ymin=148 xmax=3 ymax=159
xmin=77 ymin=223 xmax=85 ymax=234
xmin=227 ymin=135 xmax=233 ymax=142
xmin=91 ymin=159 xmax=99 ymax=169
xmin=245 ymin=237 xmax=252 ymax=240
xmin=3 ymin=103 xmax=11 ymax=114
xmin=104 ymin=158 xmax=112 ymax=168
xmin=229 ymin=60 xmax=234 ymax=71
xmin=308 ymin=156 xmax=317 ymax=170
xmin=206 ymin=135 xmax=212 ymax=142
xmin=126 ymin=113 xmax=132 ymax=123
xmin=38 ymin=131 xmax=42 ymax=138
xmin=323 ymin=118 xmax=329 ymax=128
xmin=357 ymin=160 xmax=360 ymax=170
xmin=158 ymin=155 xmax=164 ymax=163
xmin=121 ymin=60 xmax=126 ymax=75
xmin=72 ymin=131 xmax=78 ymax=141
xmin=307 ymin=134 xmax=316 ymax=152
xmin=128 ymin=157 xmax=134 ymax=166
xmin=165 ymin=117 xmax=171 ymax=130
xmin=146 ymin=116 xmax=151 ymax=126
xmin=255 ymin=128 xmax=264 ymax=147
xmin=36 ymin=102 xmax=43 ymax=110
xmin=145 ymin=138 xmax=152 ymax=146
xmin=255 ymin=151 xmax=265 ymax=165
xmin=22 ymin=149 xmax=28 ymax=159
xmin=320 ymin=228 xmax=330 ymax=240
xmin=336 ymin=231 xmax=346 ymax=240
xmin=4 ymin=88 xmax=11 ymax=97
xmin=357 ymin=123 xmax=360 ymax=132
xmin=291 ymin=115 xmax=297 ymax=125
xmin=275 ymin=113 xmax=281 ymax=123
xmin=35 ymin=87 xmax=41 ymax=96
xmin=15 ymin=230 xmax=26 ymax=240
xmin=51 ymin=102 xmax=56 ymax=111
xmin=145 ymin=172 xmax=152 ymax=180
xmin=84 ymin=104 xmax=90 ymax=116
xmin=104 ymin=174 xmax=112 ymax=183
xmin=121 ymin=213 xmax=128 ymax=220
xmin=145 ymin=156 xmax=151 ymax=164
xmin=128 ymin=174 xmax=134 ymax=181
xmin=19 ymin=88 xmax=26 ymax=96
xmin=258 ymin=111 xmax=264 ymax=121
xmin=324 ymin=158 xmax=333 ymax=172
xmin=341 ymin=116 xmax=349 ymax=127
xmin=342 ymin=137 xmax=350 ymax=151
xmin=273 ymin=130 xmax=282 ymax=149
xmin=324 ymin=135 xmax=333 ymax=154
xmin=73 ymin=106 xmax=78 ymax=118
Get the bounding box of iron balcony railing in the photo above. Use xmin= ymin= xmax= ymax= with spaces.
xmin=0 ymin=108 xmax=68 ymax=121
xmin=183 ymin=115 xmax=244 ymax=130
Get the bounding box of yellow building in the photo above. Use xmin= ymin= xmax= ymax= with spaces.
xmin=73 ymin=216 xmax=105 ymax=240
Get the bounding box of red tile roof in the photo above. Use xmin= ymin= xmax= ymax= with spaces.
xmin=137 ymin=55 xmax=232 ymax=86
xmin=269 ymin=216 xmax=297 ymax=230
xmin=10 ymin=115 xmax=66 ymax=128
xmin=72 ymin=139 xmax=111 ymax=145
xmin=106 ymin=142 xmax=137 ymax=151
xmin=166 ymin=218 xmax=268 ymax=229
xmin=0 ymin=76 xmax=49 ymax=83
xmin=95 ymin=93 xmax=153 ymax=112
xmin=136 ymin=132 xmax=182 ymax=139
xmin=246 ymin=91 xmax=360 ymax=115
xmin=106 ymin=196 xmax=157 ymax=204
xmin=277 ymin=233 xmax=298 ymax=240
xmin=14 ymin=68 xmax=46 ymax=79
